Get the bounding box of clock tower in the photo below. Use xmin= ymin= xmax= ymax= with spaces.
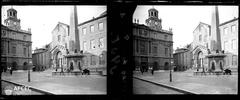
xmin=4 ymin=7 xmax=21 ymax=30
xmin=145 ymin=7 xmax=162 ymax=31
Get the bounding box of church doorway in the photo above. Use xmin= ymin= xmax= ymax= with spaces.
xmin=55 ymin=51 xmax=63 ymax=70
xmin=197 ymin=51 xmax=204 ymax=70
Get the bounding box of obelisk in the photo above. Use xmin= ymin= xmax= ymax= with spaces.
xmin=70 ymin=5 xmax=80 ymax=52
xmin=210 ymin=6 xmax=222 ymax=52
xmin=207 ymin=6 xmax=226 ymax=71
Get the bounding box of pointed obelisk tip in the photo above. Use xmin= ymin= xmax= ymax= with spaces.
xmin=210 ymin=5 xmax=221 ymax=52
xmin=69 ymin=5 xmax=80 ymax=51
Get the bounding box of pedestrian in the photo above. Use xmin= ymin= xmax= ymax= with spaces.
xmin=9 ymin=67 xmax=13 ymax=75
xmin=151 ymin=66 xmax=154 ymax=75
xmin=55 ymin=67 xmax=57 ymax=72
xmin=140 ymin=66 xmax=144 ymax=74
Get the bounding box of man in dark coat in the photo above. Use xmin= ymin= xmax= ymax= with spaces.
xmin=9 ymin=67 xmax=13 ymax=75
xmin=140 ymin=66 xmax=144 ymax=74
xmin=151 ymin=66 xmax=154 ymax=75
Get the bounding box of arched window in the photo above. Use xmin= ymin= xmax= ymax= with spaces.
xmin=99 ymin=53 xmax=105 ymax=65
xmin=13 ymin=12 xmax=16 ymax=17
xmin=12 ymin=46 xmax=16 ymax=54
xmin=23 ymin=48 xmax=26 ymax=56
xmin=23 ymin=35 xmax=26 ymax=40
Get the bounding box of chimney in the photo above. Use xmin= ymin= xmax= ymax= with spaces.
xmin=137 ymin=19 xmax=139 ymax=24
xmin=169 ymin=27 xmax=172 ymax=32
xmin=28 ymin=28 xmax=31 ymax=32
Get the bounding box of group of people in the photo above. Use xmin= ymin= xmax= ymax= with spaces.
xmin=32 ymin=65 xmax=47 ymax=72
xmin=196 ymin=66 xmax=232 ymax=75
xmin=55 ymin=64 xmax=90 ymax=75
xmin=139 ymin=66 xmax=155 ymax=75
xmin=3 ymin=66 xmax=13 ymax=75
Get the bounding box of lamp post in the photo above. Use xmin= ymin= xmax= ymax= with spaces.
xmin=27 ymin=43 xmax=31 ymax=82
xmin=28 ymin=61 xmax=32 ymax=82
xmin=169 ymin=53 xmax=172 ymax=82
xmin=168 ymin=44 xmax=173 ymax=82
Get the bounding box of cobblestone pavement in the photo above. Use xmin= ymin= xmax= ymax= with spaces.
xmin=1 ymin=70 xmax=106 ymax=95
xmin=133 ymin=70 xmax=238 ymax=94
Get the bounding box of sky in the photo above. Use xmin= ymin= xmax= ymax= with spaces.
xmin=1 ymin=5 xmax=238 ymax=52
xmin=133 ymin=5 xmax=238 ymax=51
xmin=1 ymin=6 xmax=106 ymax=51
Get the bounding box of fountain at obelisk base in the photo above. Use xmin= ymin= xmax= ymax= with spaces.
xmin=205 ymin=6 xmax=226 ymax=72
xmin=52 ymin=6 xmax=85 ymax=76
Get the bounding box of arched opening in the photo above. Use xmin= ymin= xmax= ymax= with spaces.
xmin=55 ymin=51 xmax=63 ymax=70
xmin=153 ymin=62 xmax=158 ymax=70
xmin=212 ymin=62 xmax=215 ymax=70
xmin=197 ymin=51 xmax=204 ymax=70
xmin=78 ymin=62 xmax=81 ymax=70
xmin=141 ymin=62 xmax=147 ymax=72
xmin=12 ymin=62 xmax=17 ymax=70
xmin=140 ymin=57 xmax=148 ymax=72
xmin=70 ymin=62 xmax=74 ymax=71
xmin=23 ymin=62 xmax=28 ymax=70
xmin=220 ymin=61 xmax=223 ymax=70
xmin=23 ymin=62 xmax=28 ymax=66
xmin=164 ymin=62 xmax=169 ymax=70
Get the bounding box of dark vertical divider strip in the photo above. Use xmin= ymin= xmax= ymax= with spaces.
xmin=107 ymin=3 xmax=136 ymax=96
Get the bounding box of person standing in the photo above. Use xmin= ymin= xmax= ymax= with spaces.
xmin=140 ymin=65 xmax=144 ymax=74
xmin=151 ymin=66 xmax=154 ymax=75
xmin=9 ymin=67 xmax=13 ymax=75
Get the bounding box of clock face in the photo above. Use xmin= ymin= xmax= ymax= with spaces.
xmin=148 ymin=20 xmax=151 ymax=23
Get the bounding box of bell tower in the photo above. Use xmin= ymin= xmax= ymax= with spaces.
xmin=145 ymin=7 xmax=162 ymax=30
xmin=4 ymin=7 xmax=21 ymax=30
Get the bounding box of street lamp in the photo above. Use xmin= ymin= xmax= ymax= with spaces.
xmin=169 ymin=53 xmax=172 ymax=82
xmin=163 ymin=40 xmax=173 ymax=82
xmin=28 ymin=61 xmax=32 ymax=82
xmin=168 ymin=44 xmax=173 ymax=82
xmin=27 ymin=43 xmax=31 ymax=82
